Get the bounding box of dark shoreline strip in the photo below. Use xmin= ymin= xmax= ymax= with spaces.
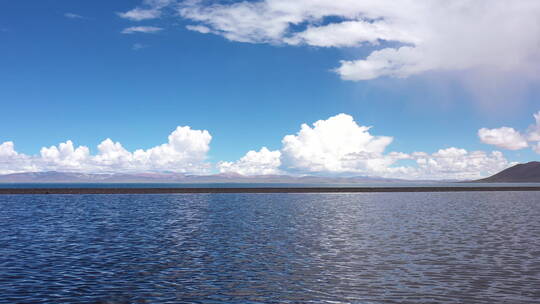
xmin=0 ymin=187 xmax=540 ymax=194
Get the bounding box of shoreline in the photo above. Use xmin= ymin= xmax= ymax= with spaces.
xmin=1 ymin=186 xmax=540 ymax=194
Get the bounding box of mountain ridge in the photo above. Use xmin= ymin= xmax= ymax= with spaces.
xmin=474 ymin=161 xmax=540 ymax=183
xmin=0 ymin=171 xmax=414 ymax=184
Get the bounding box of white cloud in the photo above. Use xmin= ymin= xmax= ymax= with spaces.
xmin=478 ymin=111 xmax=540 ymax=154
xmin=94 ymin=139 xmax=132 ymax=169
xmin=0 ymin=142 xmax=18 ymax=158
xmin=40 ymin=141 xmax=91 ymax=171
xmin=0 ymin=115 xmax=518 ymax=180
xmin=119 ymin=8 xmax=162 ymax=21
xmin=118 ymin=0 xmax=174 ymax=21
xmin=478 ymin=127 xmax=528 ymax=150
xmin=171 ymin=0 xmax=540 ymax=81
xmin=64 ymin=13 xmax=84 ymax=19
xmin=284 ymin=20 xmax=418 ymax=48
xmin=218 ymin=147 xmax=282 ymax=175
xmin=132 ymin=43 xmax=147 ymax=50
xmin=280 ymin=113 xmax=393 ymax=173
xmin=527 ymin=111 xmax=540 ymax=142
xmin=0 ymin=126 xmax=212 ymax=174
xmin=186 ymin=25 xmax=211 ymax=34
xmin=0 ymin=142 xmax=24 ymax=174
xmin=220 ymin=113 xmax=511 ymax=180
xmin=130 ymin=126 xmax=211 ymax=172
xmin=410 ymin=148 xmax=511 ymax=180
xmin=533 ymin=142 xmax=540 ymax=154
xmin=121 ymin=26 xmax=163 ymax=34
xmin=0 ymin=142 xmax=35 ymax=174
xmin=336 ymin=46 xmax=431 ymax=81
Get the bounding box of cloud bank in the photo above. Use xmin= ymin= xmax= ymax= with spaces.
xmin=171 ymin=0 xmax=540 ymax=81
xmin=222 ymin=114 xmax=512 ymax=180
xmin=1 ymin=115 xmax=512 ymax=179
xmin=479 ymin=111 xmax=540 ymax=154
xmin=0 ymin=126 xmax=212 ymax=175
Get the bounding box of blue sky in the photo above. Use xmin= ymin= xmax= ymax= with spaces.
xmin=1 ymin=0 xmax=539 ymax=179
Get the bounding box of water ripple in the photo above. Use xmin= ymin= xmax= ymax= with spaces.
xmin=0 ymin=192 xmax=539 ymax=303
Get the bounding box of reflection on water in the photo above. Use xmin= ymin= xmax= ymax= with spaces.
xmin=0 ymin=192 xmax=539 ymax=303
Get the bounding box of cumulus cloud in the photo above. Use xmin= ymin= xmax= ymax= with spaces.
xmin=0 ymin=126 xmax=212 ymax=174
xmin=0 ymin=112 xmax=522 ymax=180
xmin=121 ymin=26 xmax=163 ymax=34
xmin=479 ymin=111 xmax=540 ymax=154
xmin=0 ymin=142 xmax=36 ymax=174
xmin=94 ymin=139 xmax=132 ymax=169
xmin=1 ymin=115 xmax=514 ymax=179
xmin=169 ymin=0 xmax=540 ymax=81
xmin=40 ymin=141 xmax=91 ymax=171
xmin=0 ymin=142 xmax=18 ymax=158
xmin=130 ymin=126 xmax=212 ymax=172
xmin=222 ymin=113 xmax=511 ymax=180
xmin=478 ymin=127 xmax=528 ymax=150
xmin=280 ymin=113 xmax=393 ymax=173
xmin=218 ymin=147 xmax=282 ymax=175
xmin=410 ymin=148 xmax=511 ymax=180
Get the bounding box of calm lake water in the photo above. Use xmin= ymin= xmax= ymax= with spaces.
xmin=1 ymin=192 xmax=539 ymax=303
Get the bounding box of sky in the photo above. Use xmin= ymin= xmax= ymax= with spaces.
xmin=1 ymin=0 xmax=539 ymax=180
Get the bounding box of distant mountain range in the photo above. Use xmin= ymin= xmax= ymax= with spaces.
xmin=0 ymin=171 xmax=412 ymax=184
xmin=6 ymin=163 xmax=538 ymax=184
xmin=8 ymin=161 xmax=540 ymax=184
xmin=475 ymin=161 xmax=540 ymax=183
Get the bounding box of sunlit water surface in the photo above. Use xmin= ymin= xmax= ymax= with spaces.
xmin=1 ymin=192 xmax=539 ymax=303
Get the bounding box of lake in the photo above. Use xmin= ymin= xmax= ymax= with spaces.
xmin=1 ymin=192 xmax=539 ymax=303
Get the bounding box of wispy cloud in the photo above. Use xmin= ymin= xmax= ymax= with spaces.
xmin=132 ymin=43 xmax=147 ymax=50
xmin=118 ymin=0 xmax=175 ymax=21
xmin=117 ymin=0 xmax=540 ymax=108
xmin=176 ymin=0 xmax=540 ymax=82
xmin=186 ymin=25 xmax=211 ymax=34
xmin=121 ymin=26 xmax=163 ymax=34
xmin=64 ymin=12 xmax=84 ymax=19
xmin=118 ymin=8 xmax=161 ymax=21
